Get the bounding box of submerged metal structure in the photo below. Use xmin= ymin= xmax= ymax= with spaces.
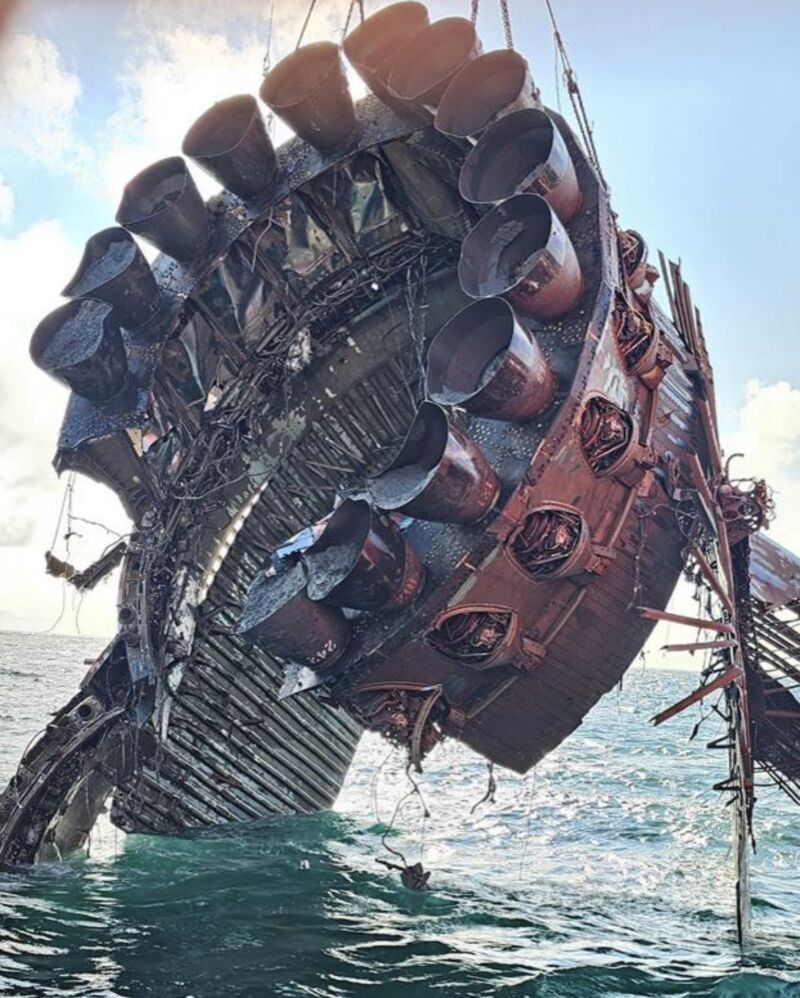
xmin=3 ymin=0 xmax=799 ymax=941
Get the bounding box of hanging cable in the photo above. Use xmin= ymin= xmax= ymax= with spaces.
xmin=295 ymin=0 xmax=319 ymax=50
xmin=343 ymin=0 xmax=365 ymax=35
xmin=48 ymin=473 xmax=74 ymax=552
xmin=543 ymin=0 xmax=607 ymax=190
xmin=344 ymin=0 xmax=356 ymax=35
xmin=262 ymin=0 xmax=276 ymax=76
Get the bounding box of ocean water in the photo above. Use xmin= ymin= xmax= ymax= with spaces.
xmin=1 ymin=631 xmax=799 ymax=998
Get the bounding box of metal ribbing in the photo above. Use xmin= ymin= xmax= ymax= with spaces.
xmin=116 ymin=349 xmax=419 ymax=832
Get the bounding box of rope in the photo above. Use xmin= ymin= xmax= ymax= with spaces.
xmin=543 ymin=0 xmax=607 ymax=189
xmin=295 ymin=0 xmax=319 ymax=49
xmin=470 ymin=0 xmax=479 ymax=22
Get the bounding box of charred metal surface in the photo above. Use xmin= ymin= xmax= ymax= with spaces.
xmin=0 ymin=640 xmax=136 ymax=866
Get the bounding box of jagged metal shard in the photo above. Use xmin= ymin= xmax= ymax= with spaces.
xmin=3 ymin=4 xmax=799 ymax=947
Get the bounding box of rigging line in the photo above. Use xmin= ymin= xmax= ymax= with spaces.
xmin=342 ymin=0 xmax=365 ymax=38
xmin=262 ymin=0 xmax=277 ymax=76
xmin=343 ymin=0 xmax=358 ymax=36
xmin=65 ymin=473 xmax=75 ymax=560
xmin=343 ymin=0 xmax=364 ymax=38
xmin=542 ymin=0 xmax=606 ymax=189
xmin=553 ymin=38 xmax=562 ymax=114
xmin=471 ymin=0 xmax=514 ymax=49
xmin=295 ymin=0 xmax=320 ymax=50
xmin=499 ymin=0 xmax=514 ymax=50
xmin=380 ymin=786 xmax=414 ymax=866
xmin=370 ymin=745 xmax=397 ymax=823
xmin=49 ymin=472 xmax=75 ymax=551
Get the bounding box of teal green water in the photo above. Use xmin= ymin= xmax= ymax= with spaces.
xmin=1 ymin=632 xmax=799 ymax=997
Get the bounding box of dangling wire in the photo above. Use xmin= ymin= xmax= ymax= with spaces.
xmin=41 ymin=472 xmax=76 ymax=635
xmin=48 ymin=473 xmax=75 ymax=553
xmin=470 ymin=762 xmax=497 ymax=814
xmin=543 ymin=0 xmax=607 ymax=190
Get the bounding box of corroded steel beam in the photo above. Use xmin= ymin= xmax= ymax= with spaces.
xmin=637 ymin=607 xmax=734 ymax=634
xmin=651 ymin=667 xmax=742 ymax=726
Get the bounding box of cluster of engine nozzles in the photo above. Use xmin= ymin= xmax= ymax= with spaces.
xmin=228 ymin=6 xmax=589 ymax=674
xmin=238 ymin=318 xmax=554 ymax=672
xmin=237 ymin=498 xmax=426 ymax=673
xmin=238 ymin=287 xmax=570 ymax=672
xmin=28 ymin=0 xmax=586 ymax=405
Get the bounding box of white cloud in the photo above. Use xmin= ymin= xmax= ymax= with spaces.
xmin=0 ymin=32 xmax=90 ymax=179
xmin=124 ymin=0 xmax=343 ymax=50
xmin=0 ymin=3 xmax=354 ymax=636
xmin=640 ymin=380 xmax=800 ymax=673
xmin=0 ymin=176 xmax=13 ymax=226
xmin=97 ymin=27 xmax=270 ymax=206
xmin=724 ymin=379 xmax=800 ymax=554
xmin=97 ymin=0 xmax=362 ymax=208
xmin=0 ymin=219 xmax=75 ymax=446
xmin=0 ymin=219 xmax=128 ymax=635
xmin=725 ymin=380 xmax=800 ymax=477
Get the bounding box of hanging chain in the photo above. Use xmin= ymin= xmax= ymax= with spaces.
xmin=543 ymin=0 xmax=607 ymax=190
xmin=499 ymin=0 xmax=514 ymax=49
xmin=470 ymin=0 xmax=514 ymax=48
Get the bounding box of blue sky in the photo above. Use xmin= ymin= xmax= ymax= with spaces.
xmin=0 ymin=0 xmax=798 ymax=638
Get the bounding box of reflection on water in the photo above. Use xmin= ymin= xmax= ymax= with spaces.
xmin=1 ymin=632 xmax=799 ymax=997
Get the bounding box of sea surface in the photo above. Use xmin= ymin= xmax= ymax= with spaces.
xmin=1 ymin=631 xmax=799 ymax=998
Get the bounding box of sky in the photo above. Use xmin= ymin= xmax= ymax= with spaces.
xmin=0 ymin=0 xmax=798 ymax=649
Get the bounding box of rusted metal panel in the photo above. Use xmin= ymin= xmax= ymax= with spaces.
xmin=749 ymin=533 xmax=800 ymax=609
